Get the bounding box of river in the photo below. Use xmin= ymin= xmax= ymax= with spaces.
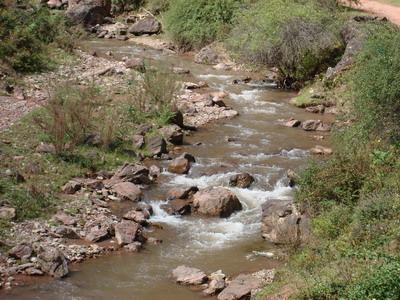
xmin=4 ymin=39 xmax=332 ymax=300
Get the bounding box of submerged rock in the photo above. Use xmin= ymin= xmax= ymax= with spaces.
xmin=193 ymin=187 xmax=242 ymax=218
xmin=229 ymin=173 xmax=254 ymax=189
xmin=310 ymin=145 xmax=333 ymax=155
xmin=172 ymin=265 xmax=208 ymax=285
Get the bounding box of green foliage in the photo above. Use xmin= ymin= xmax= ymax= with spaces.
xmin=344 ymin=261 xmax=400 ymax=300
xmin=295 ymin=152 xmax=369 ymax=214
xmin=265 ymin=22 xmax=400 ymax=300
xmin=164 ymin=0 xmax=243 ymax=50
xmin=352 ymin=24 xmax=400 ymax=143
xmin=0 ymin=4 xmax=80 ymax=73
xmin=0 ymin=178 xmax=54 ymax=221
xmin=33 ymin=83 xmax=105 ymax=153
xmin=128 ymin=68 xmax=178 ymax=124
xmin=227 ymin=0 xmax=344 ymax=85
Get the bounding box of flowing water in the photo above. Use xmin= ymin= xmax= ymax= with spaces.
xmin=4 ymin=40 xmax=332 ymax=300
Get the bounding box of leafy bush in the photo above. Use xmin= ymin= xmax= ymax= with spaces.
xmin=0 ymin=4 xmax=79 ymax=73
xmin=345 ymin=261 xmax=400 ymax=300
xmin=295 ymin=152 xmax=369 ymax=214
xmin=0 ymin=178 xmax=54 ymax=221
xmin=33 ymin=83 xmax=104 ymax=153
xmin=164 ymin=0 xmax=243 ymax=50
xmin=128 ymin=68 xmax=178 ymax=124
xmin=227 ymin=0 xmax=343 ymax=85
xmin=352 ymin=24 xmax=400 ymax=143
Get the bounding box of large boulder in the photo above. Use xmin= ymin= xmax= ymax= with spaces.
xmin=114 ymin=220 xmax=141 ymax=246
xmin=261 ymin=200 xmax=310 ymax=245
xmin=111 ymin=182 xmax=142 ymax=202
xmin=229 ymin=173 xmax=254 ymax=189
xmin=192 ymin=187 xmax=242 ymax=218
xmin=128 ymin=17 xmax=161 ymax=35
xmin=172 ymin=265 xmax=208 ymax=285
xmin=37 ymin=247 xmax=69 ymax=278
xmin=217 ymin=269 xmax=275 ymax=300
xmin=66 ymin=0 xmax=111 ymax=26
xmin=168 ymin=157 xmax=191 ymax=174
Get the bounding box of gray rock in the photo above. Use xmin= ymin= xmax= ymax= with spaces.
xmin=84 ymin=215 xmax=113 ymax=242
xmin=160 ymin=124 xmax=184 ymax=145
xmin=217 ymin=269 xmax=275 ymax=300
xmin=37 ymin=247 xmax=69 ymax=278
xmin=261 ymin=200 xmax=310 ymax=245
xmin=35 ymin=142 xmax=56 ymax=154
xmin=172 ymin=265 xmax=208 ymax=285
xmin=0 ymin=207 xmax=15 ymax=220
xmin=62 ymin=180 xmax=82 ymax=194
xmin=66 ymin=0 xmax=111 ymax=26
xmin=8 ymin=244 xmax=33 ymax=260
xmin=146 ymin=136 xmax=167 ymax=157
xmin=128 ymin=17 xmax=161 ymax=35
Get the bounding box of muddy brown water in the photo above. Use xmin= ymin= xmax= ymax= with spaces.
xmin=4 ymin=39 xmax=332 ymax=300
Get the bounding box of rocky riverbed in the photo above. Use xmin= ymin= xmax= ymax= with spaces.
xmin=0 ymin=14 xmax=336 ymax=299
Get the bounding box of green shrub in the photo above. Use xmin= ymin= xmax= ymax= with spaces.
xmin=128 ymin=68 xmax=178 ymax=124
xmin=146 ymin=0 xmax=169 ymax=14
xmin=345 ymin=261 xmax=400 ymax=300
xmin=295 ymin=152 xmax=369 ymax=214
xmin=227 ymin=0 xmax=343 ymax=85
xmin=0 ymin=178 xmax=54 ymax=221
xmin=33 ymin=83 xmax=104 ymax=153
xmin=0 ymin=4 xmax=79 ymax=73
xmin=164 ymin=0 xmax=243 ymax=50
xmin=352 ymin=24 xmax=400 ymax=143
xmin=312 ymin=204 xmax=352 ymax=240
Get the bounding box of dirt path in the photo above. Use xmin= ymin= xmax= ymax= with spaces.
xmin=355 ymin=0 xmax=400 ymax=25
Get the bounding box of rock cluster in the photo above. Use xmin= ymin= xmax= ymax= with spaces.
xmin=0 ymin=162 xmax=161 ymax=289
xmin=172 ymin=265 xmax=275 ymax=299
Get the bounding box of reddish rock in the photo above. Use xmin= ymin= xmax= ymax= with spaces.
xmin=114 ymin=220 xmax=141 ymax=246
xmin=193 ymin=187 xmax=242 ymax=218
xmin=167 ymin=186 xmax=198 ymax=200
xmin=54 ymin=211 xmax=78 ymax=226
xmin=112 ymin=182 xmax=142 ymax=202
xmin=172 ymin=265 xmax=208 ymax=285
xmin=284 ymin=118 xmax=301 ymax=128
